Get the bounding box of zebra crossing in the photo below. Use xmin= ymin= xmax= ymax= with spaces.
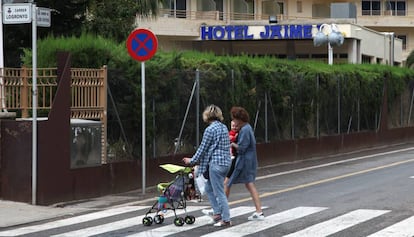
xmin=1 ymin=204 xmax=414 ymax=237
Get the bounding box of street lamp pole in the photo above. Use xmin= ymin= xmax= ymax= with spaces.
xmin=313 ymin=23 xmax=344 ymax=65
xmin=328 ymin=42 xmax=333 ymax=65
xmin=383 ymin=32 xmax=394 ymax=66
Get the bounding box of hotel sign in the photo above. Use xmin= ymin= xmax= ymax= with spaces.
xmin=200 ymin=24 xmax=321 ymax=40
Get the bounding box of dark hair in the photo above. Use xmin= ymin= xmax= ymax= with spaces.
xmin=230 ymin=106 xmax=250 ymax=123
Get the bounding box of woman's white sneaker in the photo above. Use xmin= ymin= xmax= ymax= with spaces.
xmin=247 ymin=212 xmax=264 ymax=221
xmin=201 ymin=208 xmax=214 ymax=216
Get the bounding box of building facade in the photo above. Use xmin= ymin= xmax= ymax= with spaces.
xmin=136 ymin=0 xmax=408 ymax=66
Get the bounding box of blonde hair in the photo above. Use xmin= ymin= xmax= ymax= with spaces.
xmin=202 ymin=104 xmax=224 ymax=123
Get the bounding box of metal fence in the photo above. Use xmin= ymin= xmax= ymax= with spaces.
xmin=148 ymin=69 xmax=412 ymax=157
xmin=0 ymin=66 xmax=108 ymax=162
xmin=2 ymin=67 xmax=412 ymax=160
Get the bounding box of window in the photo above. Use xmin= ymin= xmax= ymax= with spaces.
xmin=362 ymin=1 xmax=380 ymax=15
xmin=297 ymin=1 xmax=302 ymax=13
xmin=161 ymin=0 xmax=187 ymax=18
xmin=232 ymin=0 xmax=255 ymax=20
xmin=262 ymin=0 xmax=284 ymax=16
xmin=362 ymin=55 xmax=373 ymax=64
xmin=385 ymin=0 xmax=406 ymax=16
xmin=396 ymin=35 xmax=407 ymax=50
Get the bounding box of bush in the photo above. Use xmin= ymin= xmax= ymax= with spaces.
xmin=21 ymin=35 xmax=414 ymax=158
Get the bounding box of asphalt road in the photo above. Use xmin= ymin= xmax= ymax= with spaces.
xmin=3 ymin=143 xmax=414 ymax=236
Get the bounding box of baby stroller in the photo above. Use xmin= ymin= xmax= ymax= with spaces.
xmin=142 ymin=164 xmax=197 ymax=227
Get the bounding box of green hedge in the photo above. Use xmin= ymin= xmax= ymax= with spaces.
xmin=21 ymin=34 xmax=414 ymax=158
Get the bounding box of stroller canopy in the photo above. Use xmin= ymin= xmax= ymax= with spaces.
xmin=160 ymin=164 xmax=192 ymax=174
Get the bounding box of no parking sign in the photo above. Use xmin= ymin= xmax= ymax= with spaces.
xmin=126 ymin=28 xmax=158 ymax=61
xmin=126 ymin=28 xmax=158 ymax=194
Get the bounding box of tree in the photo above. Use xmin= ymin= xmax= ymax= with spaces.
xmin=84 ymin=0 xmax=160 ymax=42
xmin=4 ymin=0 xmax=160 ymax=66
xmin=4 ymin=0 xmax=92 ymax=66
xmin=406 ymin=50 xmax=414 ymax=69
xmin=36 ymin=0 xmax=91 ymax=37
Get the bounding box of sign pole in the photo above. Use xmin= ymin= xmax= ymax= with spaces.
xmin=0 ymin=0 xmax=2 ymax=70
xmin=31 ymin=3 xmax=37 ymax=205
xmin=141 ymin=61 xmax=146 ymax=194
xmin=0 ymin=0 xmax=6 ymax=112
xmin=2 ymin=2 xmax=50 ymax=205
xmin=126 ymin=28 xmax=157 ymax=195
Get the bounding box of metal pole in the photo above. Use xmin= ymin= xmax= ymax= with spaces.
xmin=0 ymin=0 xmax=3 ymax=69
xmin=0 ymin=0 xmax=7 ymax=112
xmin=337 ymin=76 xmax=341 ymax=134
xmin=408 ymin=87 xmax=414 ymax=125
xmin=231 ymin=69 xmax=234 ymax=102
xmin=175 ymin=77 xmax=197 ymax=154
xmin=358 ymin=80 xmax=361 ymax=131
xmin=328 ymin=42 xmax=333 ymax=65
xmin=32 ymin=3 xmax=37 ymax=205
xmin=291 ymin=103 xmax=294 ymax=139
xmin=152 ymin=98 xmax=155 ymax=158
xmin=141 ymin=61 xmax=146 ymax=194
xmin=264 ymin=92 xmax=268 ymax=142
xmin=196 ymin=69 xmax=200 ymax=146
xmin=390 ymin=32 xmax=394 ymax=66
xmin=316 ymin=75 xmax=320 ymax=138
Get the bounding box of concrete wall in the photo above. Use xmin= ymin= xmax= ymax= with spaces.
xmin=3 ymin=117 xmax=414 ymax=205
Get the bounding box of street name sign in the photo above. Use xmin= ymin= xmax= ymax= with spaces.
xmin=37 ymin=7 xmax=51 ymax=27
xmin=3 ymin=3 xmax=32 ymax=24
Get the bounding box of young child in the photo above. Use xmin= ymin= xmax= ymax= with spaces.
xmin=228 ymin=120 xmax=239 ymax=159
xmin=224 ymin=120 xmax=239 ymax=197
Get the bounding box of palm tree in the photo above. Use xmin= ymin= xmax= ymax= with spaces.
xmin=406 ymin=50 xmax=414 ymax=69
xmin=137 ymin=0 xmax=160 ymax=17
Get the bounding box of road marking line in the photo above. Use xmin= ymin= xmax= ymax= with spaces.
xmin=51 ymin=206 xmax=209 ymax=237
xmin=92 ymin=147 xmax=414 ymax=208
xmin=283 ymin=209 xmax=390 ymax=237
xmin=230 ymin=158 xmax=414 ymax=205
xmin=201 ymin=206 xmax=328 ymax=237
xmin=367 ymin=215 xmax=414 ymax=237
xmin=0 ymin=205 xmax=147 ymax=237
xmin=257 ymin=147 xmax=414 ymax=180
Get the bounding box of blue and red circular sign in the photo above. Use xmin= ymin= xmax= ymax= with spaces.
xmin=126 ymin=28 xmax=158 ymax=61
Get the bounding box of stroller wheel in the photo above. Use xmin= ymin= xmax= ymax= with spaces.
xmin=184 ymin=215 xmax=195 ymax=224
xmin=174 ymin=217 xmax=185 ymax=226
xmin=142 ymin=216 xmax=153 ymax=226
xmin=154 ymin=214 xmax=164 ymax=224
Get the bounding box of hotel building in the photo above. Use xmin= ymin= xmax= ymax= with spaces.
xmin=137 ymin=0 xmax=410 ymax=66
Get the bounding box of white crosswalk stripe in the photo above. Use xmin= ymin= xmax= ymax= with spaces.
xmin=128 ymin=206 xmax=259 ymax=237
xmin=2 ymin=205 xmax=414 ymax=236
xmin=0 ymin=205 xmax=147 ymax=237
xmin=201 ymin=206 xmax=328 ymax=237
xmin=51 ymin=205 xmax=208 ymax=237
xmin=367 ymin=216 xmax=414 ymax=237
xmin=283 ymin=209 xmax=391 ymax=237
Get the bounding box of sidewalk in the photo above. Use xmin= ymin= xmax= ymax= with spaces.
xmin=0 ymin=187 xmax=159 ymax=228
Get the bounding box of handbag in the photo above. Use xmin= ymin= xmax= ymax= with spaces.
xmin=195 ymin=175 xmax=208 ymax=195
